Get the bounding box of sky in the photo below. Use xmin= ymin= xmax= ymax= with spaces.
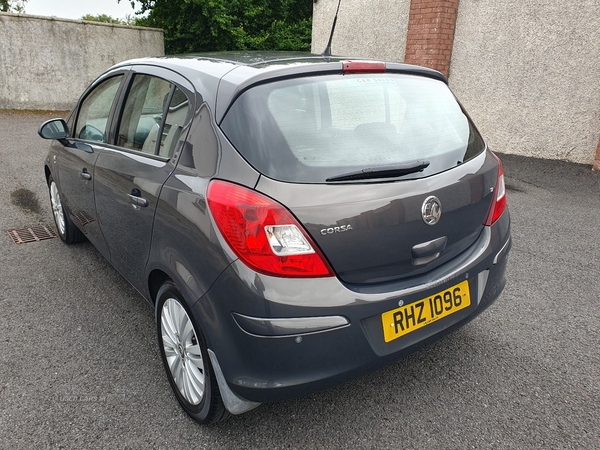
xmin=25 ymin=0 xmax=141 ymax=21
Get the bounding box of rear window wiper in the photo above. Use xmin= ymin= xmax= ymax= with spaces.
xmin=326 ymin=160 xmax=430 ymax=182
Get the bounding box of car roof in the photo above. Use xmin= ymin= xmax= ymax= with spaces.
xmin=113 ymin=51 xmax=446 ymax=82
xmin=109 ymin=51 xmax=448 ymax=123
xmin=176 ymin=51 xmax=342 ymax=67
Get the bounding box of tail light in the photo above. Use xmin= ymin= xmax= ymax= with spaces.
xmin=207 ymin=180 xmax=334 ymax=278
xmin=342 ymin=60 xmax=386 ymax=74
xmin=484 ymin=153 xmax=507 ymax=226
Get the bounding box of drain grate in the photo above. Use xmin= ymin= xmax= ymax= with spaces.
xmin=7 ymin=225 xmax=58 ymax=244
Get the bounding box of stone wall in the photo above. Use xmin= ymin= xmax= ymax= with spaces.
xmin=0 ymin=12 xmax=164 ymax=111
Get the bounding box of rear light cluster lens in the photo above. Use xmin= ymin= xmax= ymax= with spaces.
xmin=207 ymin=180 xmax=334 ymax=278
xmin=484 ymin=153 xmax=507 ymax=226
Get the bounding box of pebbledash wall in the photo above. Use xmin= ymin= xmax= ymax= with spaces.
xmin=0 ymin=12 xmax=164 ymax=111
xmin=312 ymin=0 xmax=600 ymax=170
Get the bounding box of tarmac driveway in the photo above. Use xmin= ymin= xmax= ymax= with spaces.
xmin=0 ymin=111 xmax=599 ymax=449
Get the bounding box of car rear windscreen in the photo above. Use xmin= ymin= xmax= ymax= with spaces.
xmin=220 ymin=74 xmax=485 ymax=183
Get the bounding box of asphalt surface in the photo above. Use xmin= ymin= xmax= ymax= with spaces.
xmin=1 ymin=110 xmax=599 ymax=449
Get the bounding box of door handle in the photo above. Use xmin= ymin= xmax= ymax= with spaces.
xmin=80 ymin=170 xmax=92 ymax=180
xmin=128 ymin=193 xmax=149 ymax=207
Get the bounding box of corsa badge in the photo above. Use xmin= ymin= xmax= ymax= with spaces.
xmin=320 ymin=224 xmax=353 ymax=236
xmin=422 ymin=196 xmax=442 ymax=225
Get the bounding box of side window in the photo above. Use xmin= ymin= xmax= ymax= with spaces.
xmin=65 ymin=111 xmax=75 ymax=138
xmin=117 ymin=74 xmax=190 ymax=158
xmin=117 ymin=75 xmax=171 ymax=153
xmin=75 ymin=75 xmax=123 ymax=142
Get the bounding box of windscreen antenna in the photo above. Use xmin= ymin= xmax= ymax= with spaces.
xmin=322 ymin=0 xmax=342 ymax=57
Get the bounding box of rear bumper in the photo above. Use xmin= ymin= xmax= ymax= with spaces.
xmin=192 ymin=213 xmax=511 ymax=404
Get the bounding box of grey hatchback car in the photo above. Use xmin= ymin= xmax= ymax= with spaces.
xmin=39 ymin=52 xmax=511 ymax=424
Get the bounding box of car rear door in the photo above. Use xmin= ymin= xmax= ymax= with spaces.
xmin=221 ymin=70 xmax=498 ymax=285
xmin=93 ymin=66 xmax=194 ymax=292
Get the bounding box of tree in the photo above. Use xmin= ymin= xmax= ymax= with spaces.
xmin=81 ymin=13 xmax=148 ymax=27
xmin=119 ymin=0 xmax=312 ymax=54
xmin=81 ymin=14 xmax=127 ymax=25
xmin=1 ymin=0 xmax=28 ymax=13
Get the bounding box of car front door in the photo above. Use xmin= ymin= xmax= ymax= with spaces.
xmin=57 ymin=72 xmax=127 ymax=258
xmin=93 ymin=67 xmax=194 ymax=292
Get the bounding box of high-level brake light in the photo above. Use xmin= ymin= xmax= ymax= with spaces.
xmin=342 ymin=61 xmax=386 ymax=74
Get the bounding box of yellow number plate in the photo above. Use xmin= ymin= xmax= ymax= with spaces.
xmin=381 ymin=280 xmax=471 ymax=343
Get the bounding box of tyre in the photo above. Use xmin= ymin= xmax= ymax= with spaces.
xmin=48 ymin=175 xmax=85 ymax=244
xmin=156 ymin=281 xmax=229 ymax=424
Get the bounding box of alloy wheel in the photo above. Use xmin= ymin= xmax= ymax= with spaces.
xmin=160 ymin=298 xmax=205 ymax=405
xmin=50 ymin=181 xmax=66 ymax=236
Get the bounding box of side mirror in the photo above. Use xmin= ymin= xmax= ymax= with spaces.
xmin=38 ymin=118 xmax=69 ymax=140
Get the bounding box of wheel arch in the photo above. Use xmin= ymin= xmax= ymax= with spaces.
xmin=145 ymin=249 xmax=222 ymax=313
xmin=44 ymin=165 xmax=52 ymax=185
xmin=148 ymin=269 xmax=171 ymax=306
xmin=147 ymin=266 xmax=207 ymax=325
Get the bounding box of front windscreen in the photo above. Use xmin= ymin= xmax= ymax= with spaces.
xmin=220 ymin=74 xmax=485 ymax=183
